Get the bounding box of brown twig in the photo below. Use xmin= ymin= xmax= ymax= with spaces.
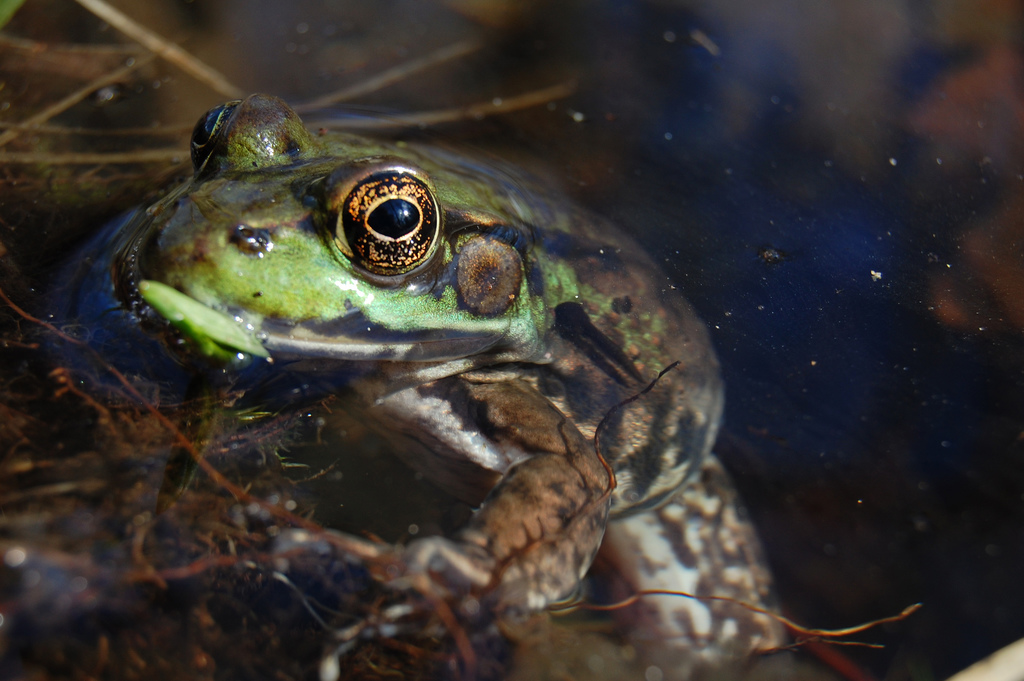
xmin=0 ymin=122 xmax=192 ymax=136
xmin=0 ymin=53 xmax=155 ymax=148
xmin=315 ymin=82 xmax=577 ymax=130
xmin=0 ymin=150 xmax=186 ymax=164
xmin=295 ymin=40 xmax=482 ymax=112
xmin=73 ymin=0 xmax=244 ymax=99
xmin=558 ymin=587 xmax=921 ymax=646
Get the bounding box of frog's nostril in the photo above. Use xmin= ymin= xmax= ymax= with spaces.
xmin=230 ymin=225 xmax=274 ymax=257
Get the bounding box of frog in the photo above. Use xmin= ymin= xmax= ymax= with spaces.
xmin=62 ymin=93 xmax=782 ymax=677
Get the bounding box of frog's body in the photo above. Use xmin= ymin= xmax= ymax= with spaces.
xmin=68 ymin=95 xmax=780 ymax=676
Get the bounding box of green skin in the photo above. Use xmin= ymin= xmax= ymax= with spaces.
xmin=125 ymin=94 xmax=725 ymax=617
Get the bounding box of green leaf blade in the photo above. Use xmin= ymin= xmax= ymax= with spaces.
xmin=139 ymin=279 xmax=270 ymax=360
xmin=0 ymin=0 xmax=26 ymax=30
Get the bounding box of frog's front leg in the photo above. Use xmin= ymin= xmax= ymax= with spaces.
xmin=380 ymin=376 xmax=613 ymax=616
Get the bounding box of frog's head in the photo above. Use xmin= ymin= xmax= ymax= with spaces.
xmin=129 ymin=95 xmax=558 ymax=368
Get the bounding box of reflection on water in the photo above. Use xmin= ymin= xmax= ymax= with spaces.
xmin=2 ymin=0 xmax=1024 ymax=679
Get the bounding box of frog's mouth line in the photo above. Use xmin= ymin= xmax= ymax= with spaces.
xmin=260 ymin=326 xmax=504 ymax=362
xmin=140 ymin=279 xmax=508 ymax=364
xmin=257 ymin=303 xmax=513 ymax=362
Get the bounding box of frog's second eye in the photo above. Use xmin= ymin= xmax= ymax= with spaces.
xmin=190 ymin=100 xmax=240 ymax=172
xmin=334 ymin=171 xmax=440 ymax=276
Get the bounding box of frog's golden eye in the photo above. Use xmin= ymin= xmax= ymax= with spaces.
xmin=190 ymin=100 xmax=240 ymax=173
xmin=334 ymin=171 xmax=440 ymax=276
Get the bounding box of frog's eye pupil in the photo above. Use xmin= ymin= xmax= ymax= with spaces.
xmin=367 ymin=199 xmax=420 ymax=239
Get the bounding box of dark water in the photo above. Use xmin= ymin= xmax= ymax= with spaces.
xmin=2 ymin=1 xmax=1023 ymax=679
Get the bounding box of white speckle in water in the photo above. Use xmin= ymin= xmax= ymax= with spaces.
xmin=871 ymin=270 xmax=883 ymax=281
xmin=320 ymin=653 xmax=339 ymax=681
xmin=4 ymin=548 xmax=26 ymax=567
xmin=889 ymin=157 xmax=898 ymax=166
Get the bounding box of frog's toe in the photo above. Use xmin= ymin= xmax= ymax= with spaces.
xmin=400 ymin=535 xmax=581 ymax=617
xmin=400 ymin=535 xmax=496 ymax=595
xmin=272 ymin=527 xmax=385 ymax=563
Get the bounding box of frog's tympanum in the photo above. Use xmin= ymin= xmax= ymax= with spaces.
xmin=65 ymin=95 xmax=781 ymax=677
